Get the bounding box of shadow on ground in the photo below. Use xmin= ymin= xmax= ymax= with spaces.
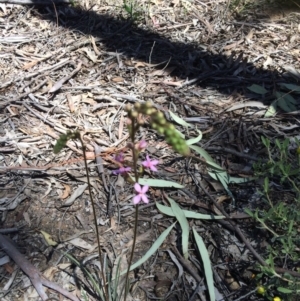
xmin=14 ymin=1 xmax=299 ymax=110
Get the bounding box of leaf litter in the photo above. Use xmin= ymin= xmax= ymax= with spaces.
xmin=0 ymin=0 xmax=300 ymax=300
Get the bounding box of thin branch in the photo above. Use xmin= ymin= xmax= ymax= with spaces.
xmin=0 ymin=234 xmax=80 ymax=301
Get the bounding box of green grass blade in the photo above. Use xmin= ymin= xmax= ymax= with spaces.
xmin=120 ymin=223 xmax=176 ymax=275
xmin=64 ymin=253 xmax=104 ymax=300
xmin=168 ymin=197 xmax=189 ymax=259
xmin=186 ymin=130 xmax=203 ymax=145
xmin=138 ymin=178 xmax=184 ymax=188
xmin=190 ymin=145 xmax=224 ymax=171
xmin=208 ymin=170 xmax=235 ymax=201
xmin=169 ymin=110 xmax=192 ymax=127
xmin=192 ymin=228 xmax=215 ymax=301
xmin=156 ymin=202 xmax=224 ymax=220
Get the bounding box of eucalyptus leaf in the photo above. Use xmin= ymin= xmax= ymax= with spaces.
xmin=278 ymin=97 xmax=294 ymax=112
xmin=277 ymin=287 xmax=293 ymax=294
xmin=279 ymin=83 xmax=300 ymax=93
xmin=138 ymin=178 xmax=184 ymax=188
xmin=193 ymin=228 xmax=215 ymax=301
xmin=156 ymin=202 xmax=225 ymax=219
xmin=264 ymin=100 xmax=278 ymax=117
xmin=247 ymin=84 xmax=268 ymax=95
xmin=278 ymin=92 xmax=297 ymax=104
xmin=228 ymin=176 xmax=253 ymax=183
xmin=168 ymin=197 xmax=189 ymax=259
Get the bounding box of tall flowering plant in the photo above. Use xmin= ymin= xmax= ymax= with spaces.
xmin=120 ymin=102 xmax=190 ymax=300
xmin=53 ymin=101 xmax=190 ymax=301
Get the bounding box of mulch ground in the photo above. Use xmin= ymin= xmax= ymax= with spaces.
xmin=0 ymin=0 xmax=300 ymax=300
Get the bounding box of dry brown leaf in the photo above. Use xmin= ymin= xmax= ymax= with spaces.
xmin=90 ymin=36 xmax=101 ymax=55
xmin=43 ymin=266 xmax=58 ymax=280
xmin=110 ymin=216 xmax=117 ymax=231
xmin=61 ymin=184 xmax=71 ymax=199
xmin=134 ymin=61 xmax=147 ymax=68
xmin=80 ymin=47 xmax=97 ymax=63
xmin=225 ymin=270 xmax=241 ymax=291
xmin=66 ymin=93 xmax=75 ymax=113
xmin=150 ymin=80 xmax=183 ymax=86
xmin=62 ymin=184 xmax=88 ymax=207
xmin=112 ymin=77 xmax=125 ymax=82
xmin=150 ymin=66 xmax=176 ymax=76
xmin=216 ymin=195 xmax=229 ymax=204
xmin=86 ymin=152 xmax=96 ymax=159
xmin=4 ymin=263 xmax=14 ymax=274
xmin=22 ymin=60 xmax=39 ymax=70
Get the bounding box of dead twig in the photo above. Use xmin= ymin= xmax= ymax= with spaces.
xmin=0 ymin=234 xmax=80 ymax=301
xmin=48 ymin=61 xmax=82 ymax=93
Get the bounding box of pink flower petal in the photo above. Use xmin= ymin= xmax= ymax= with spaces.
xmin=114 ymin=153 xmax=124 ymax=163
xmin=141 ymin=194 xmax=149 ymax=203
xmin=134 ymin=183 xmax=142 ymax=193
xmin=113 ymin=166 xmax=131 ymax=175
xmin=142 ymin=155 xmax=159 ymax=172
xmin=133 ymin=195 xmax=141 ymax=204
xmin=150 ymin=166 xmax=157 ymax=172
xmin=138 ymin=140 xmax=147 ymax=149
xmin=141 ymin=185 xmax=149 ymax=193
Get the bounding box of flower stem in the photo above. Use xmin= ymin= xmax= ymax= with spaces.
xmin=123 ymin=119 xmax=139 ymax=301
xmin=79 ymin=136 xmax=109 ymax=301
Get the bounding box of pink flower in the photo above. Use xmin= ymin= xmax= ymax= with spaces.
xmin=114 ymin=153 xmax=124 ymax=163
xmin=137 ymin=140 xmax=147 ymax=150
xmin=112 ymin=166 xmax=131 ymax=175
xmin=142 ymin=155 xmax=159 ymax=172
xmin=133 ymin=183 xmax=149 ymax=204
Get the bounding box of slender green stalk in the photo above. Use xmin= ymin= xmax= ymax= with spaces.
xmin=79 ymin=136 xmax=109 ymax=301
xmin=123 ymin=121 xmax=140 ymax=301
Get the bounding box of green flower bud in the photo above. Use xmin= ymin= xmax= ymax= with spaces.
xmin=256 ymin=286 xmax=265 ymax=295
xmin=167 ymin=124 xmax=175 ymax=131
xmin=151 ymin=123 xmax=158 ymax=130
xmin=157 ymin=127 xmax=165 ymax=135
xmin=157 ymin=118 xmax=166 ymax=126
xmin=144 ymin=101 xmax=153 ymax=109
xmin=131 ymin=111 xmax=138 ymax=118
xmin=165 ymin=129 xmax=174 ymax=137
xmin=125 ymin=104 xmax=132 ymax=112
xmin=145 ymin=108 xmax=156 ymax=116
xmin=134 ymin=102 xmax=141 ymax=111
xmin=152 ymin=111 xmax=166 ymax=124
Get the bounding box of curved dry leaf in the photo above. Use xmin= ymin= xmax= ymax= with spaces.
xmin=61 ymin=184 xmax=71 ymax=199
xmin=226 ymin=101 xmax=266 ymax=112
xmin=40 ymin=230 xmax=58 ymax=247
xmin=62 ymin=183 xmax=88 ymax=207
